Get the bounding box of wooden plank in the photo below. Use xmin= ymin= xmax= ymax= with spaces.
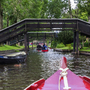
xmin=78 ymin=22 xmax=90 ymax=35
xmin=0 ymin=25 xmax=25 ymax=38
xmin=0 ymin=31 xmax=25 ymax=43
xmin=26 ymin=24 xmax=76 ymax=28
xmin=0 ymin=21 xmax=25 ymax=34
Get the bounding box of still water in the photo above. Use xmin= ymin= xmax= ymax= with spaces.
xmin=0 ymin=48 xmax=90 ymax=90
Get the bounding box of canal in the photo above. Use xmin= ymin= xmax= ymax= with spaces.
xmin=0 ymin=48 xmax=90 ymax=90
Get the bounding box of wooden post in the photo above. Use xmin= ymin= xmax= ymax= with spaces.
xmin=24 ymin=33 xmax=28 ymax=54
xmin=76 ymin=20 xmax=79 ymax=54
xmin=76 ymin=31 xmax=79 ymax=54
xmin=73 ymin=31 xmax=76 ymax=52
xmin=27 ymin=34 xmax=29 ymax=51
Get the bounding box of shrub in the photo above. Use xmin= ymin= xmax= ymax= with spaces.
xmin=84 ymin=41 xmax=89 ymax=47
xmin=51 ymin=40 xmax=57 ymax=48
xmin=66 ymin=44 xmax=72 ymax=50
xmin=56 ymin=43 xmax=65 ymax=48
xmin=57 ymin=31 xmax=73 ymax=45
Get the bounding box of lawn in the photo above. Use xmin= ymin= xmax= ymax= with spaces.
xmin=58 ymin=46 xmax=73 ymax=50
xmin=0 ymin=45 xmax=24 ymax=51
xmin=0 ymin=44 xmax=37 ymax=51
xmin=79 ymin=47 xmax=90 ymax=52
xmin=57 ymin=46 xmax=90 ymax=52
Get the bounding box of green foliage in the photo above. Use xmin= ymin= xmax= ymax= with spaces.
xmin=77 ymin=0 xmax=90 ymax=21
xmin=2 ymin=0 xmax=49 ymax=28
xmin=79 ymin=35 xmax=86 ymax=42
xmin=84 ymin=41 xmax=89 ymax=47
xmin=15 ymin=49 xmax=20 ymax=52
xmin=51 ymin=40 xmax=57 ymax=48
xmin=66 ymin=44 xmax=72 ymax=50
xmin=46 ymin=39 xmax=49 ymax=47
xmin=56 ymin=43 xmax=65 ymax=48
xmin=48 ymin=0 xmax=68 ymax=18
xmin=57 ymin=31 xmax=73 ymax=45
xmin=0 ymin=45 xmax=24 ymax=51
xmin=71 ymin=43 xmax=73 ymax=47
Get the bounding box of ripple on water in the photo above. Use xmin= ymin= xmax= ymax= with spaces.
xmin=0 ymin=49 xmax=90 ymax=89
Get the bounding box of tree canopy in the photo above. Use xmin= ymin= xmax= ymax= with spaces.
xmin=0 ymin=0 xmax=90 ymax=29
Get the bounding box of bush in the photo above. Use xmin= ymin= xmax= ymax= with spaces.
xmin=51 ymin=40 xmax=57 ymax=48
xmin=84 ymin=41 xmax=89 ymax=47
xmin=66 ymin=44 xmax=72 ymax=50
xmin=57 ymin=31 xmax=73 ymax=45
xmin=56 ymin=43 xmax=65 ymax=48
xmin=71 ymin=43 xmax=73 ymax=46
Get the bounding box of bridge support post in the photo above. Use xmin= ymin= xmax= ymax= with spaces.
xmin=73 ymin=31 xmax=79 ymax=54
xmin=24 ymin=33 xmax=29 ymax=54
xmin=73 ymin=31 xmax=76 ymax=52
xmin=76 ymin=31 xmax=79 ymax=54
xmin=27 ymin=34 xmax=29 ymax=51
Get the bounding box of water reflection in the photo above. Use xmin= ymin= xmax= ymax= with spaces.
xmin=0 ymin=48 xmax=90 ymax=89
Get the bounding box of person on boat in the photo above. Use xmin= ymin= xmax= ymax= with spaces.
xmin=37 ymin=43 xmax=42 ymax=50
xmin=42 ymin=43 xmax=47 ymax=50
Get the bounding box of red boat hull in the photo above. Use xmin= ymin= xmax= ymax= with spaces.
xmin=42 ymin=49 xmax=48 ymax=52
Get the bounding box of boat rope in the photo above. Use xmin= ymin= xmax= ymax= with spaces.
xmin=58 ymin=68 xmax=71 ymax=90
xmin=58 ymin=73 xmax=61 ymax=90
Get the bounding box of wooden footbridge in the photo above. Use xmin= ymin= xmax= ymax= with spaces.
xmin=0 ymin=18 xmax=90 ymax=54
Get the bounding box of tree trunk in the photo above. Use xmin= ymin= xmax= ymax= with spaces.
xmin=88 ymin=16 xmax=90 ymax=23
xmin=68 ymin=0 xmax=72 ymax=18
xmin=7 ymin=17 xmax=9 ymax=27
xmin=0 ymin=4 xmax=3 ymax=30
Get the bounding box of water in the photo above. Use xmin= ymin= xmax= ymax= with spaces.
xmin=0 ymin=48 xmax=90 ymax=90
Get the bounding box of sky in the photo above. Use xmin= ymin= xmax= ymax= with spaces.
xmin=70 ymin=0 xmax=76 ymax=9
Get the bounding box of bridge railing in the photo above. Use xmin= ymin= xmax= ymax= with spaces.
xmin=0 ymin=18 xmax=90 ymax=44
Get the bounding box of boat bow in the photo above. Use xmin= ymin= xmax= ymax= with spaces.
xmin=24 ymin=57 xmax=90 ymax=90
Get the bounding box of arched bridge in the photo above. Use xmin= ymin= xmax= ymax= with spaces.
xmin=0 ymin=18 xmax=90 ymax=54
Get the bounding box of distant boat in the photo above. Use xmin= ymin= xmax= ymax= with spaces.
xmin=42 ymin=49 xmax=48 ymax=52
xmin=0 ymin=51 xmax=26 ymax=64
xmin=37 ymin=44 xmax=49 ymax=52
xmin=24 ymin=57 xmax=90 ymax=90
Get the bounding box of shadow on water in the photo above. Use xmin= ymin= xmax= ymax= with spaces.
xmin=0 ymin=48 xmax=90 ymax=89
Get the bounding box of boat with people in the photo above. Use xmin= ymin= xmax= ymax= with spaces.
xmin=24 ymin=57 xmax=90 ymax=90
xmin=37 ymin=43 xmax=48 ymax=52
xmin=0 ymin=51 xmax=26 ymax=64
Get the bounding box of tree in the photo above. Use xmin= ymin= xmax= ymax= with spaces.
xmin=0 ymin=0 xmax=4 ymax=30
xmin=68 ymin=0 xmax=72 ymax=18
xmin=57 ymin=31 xmax=73 ymax=45
xmin=77 ymin=0 xmax=90 ymax=22
xmin=2 ymin=0 xmax=49 ymax=28
xmin=48 ymin=0 xmax=68 ymax=18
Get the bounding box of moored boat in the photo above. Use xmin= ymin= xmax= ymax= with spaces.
xmin=24 ymin=57 xmax=90 ymax=90
xmin=0 ymin=51 xmax=26 ymax=64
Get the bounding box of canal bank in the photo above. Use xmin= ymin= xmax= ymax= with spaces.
xmin=54 ymin=48 xmax=90 ymax=56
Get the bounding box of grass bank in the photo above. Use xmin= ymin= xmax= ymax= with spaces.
xmin=0 ymin=45 xmax=37 ymax=51
xmin=55 ymin=43 xmax=90 ymax=52
xmin=0 ymin=45 xmax=24 ymax=51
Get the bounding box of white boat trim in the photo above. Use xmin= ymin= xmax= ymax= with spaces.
xmin=6 ymin=51 xmax=26 ymax=56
